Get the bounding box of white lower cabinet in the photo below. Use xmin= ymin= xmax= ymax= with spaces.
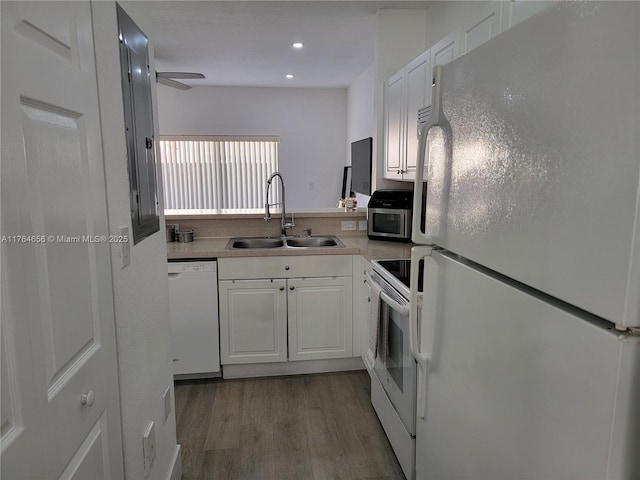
xmin=218 ymin=278 xmax=287 ymax=364
xmin=217 ymin=255 xmax=353 ymax=366
xmin=288 ymin=276 xmax=352 ymax=361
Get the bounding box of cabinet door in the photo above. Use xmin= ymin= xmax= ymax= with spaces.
xmin=288 ymin=277 xmax=353 ymax=361
xmin=460 ymin=1 xmax=502 ymax=56
xmin=431 ymin=31 xmax=458 ymax=67
xmin=383 ymin=70 xmax=405 ymax=180
xmin=219 ymin=279 xmax=287 ymax=364
xmin=501 ymin=0 xmax=556 ymax=31
xmin=404 ymin=50 xmax=432 ymax=179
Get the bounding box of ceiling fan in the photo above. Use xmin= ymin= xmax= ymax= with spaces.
xmin=156 ymin=71 xmax=205 ymax=90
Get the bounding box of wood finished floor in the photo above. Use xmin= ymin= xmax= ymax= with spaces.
xmin=174 ymin=370 xmax=406 ymax=480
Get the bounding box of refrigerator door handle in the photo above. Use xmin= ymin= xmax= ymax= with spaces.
xmin=412 ymin=65 xmax=443 ymax=245
xmin=410 ymin=246 xmax=432 ymax=419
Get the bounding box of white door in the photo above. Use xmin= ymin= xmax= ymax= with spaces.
xmin=287 ymin=277 xmax=353 ymax=361
xmin=218 ymin=279 xmax=288 ymax=364
xmin=1 ymin=2 xmax=124 ymax=478
xmin=415 ymin=250 xmax=639 ymax=479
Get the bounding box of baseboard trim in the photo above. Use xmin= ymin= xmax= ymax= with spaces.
xmin=222 ymin=357 xmax=364 ymax=379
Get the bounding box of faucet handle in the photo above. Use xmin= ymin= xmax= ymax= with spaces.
xmin=303 ymin=228 xmax=312 ymax=237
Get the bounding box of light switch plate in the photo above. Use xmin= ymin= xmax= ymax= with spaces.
xmin=358 ymin=220 xmax=367 ymax=231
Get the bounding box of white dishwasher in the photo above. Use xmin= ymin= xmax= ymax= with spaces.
xmin=167 ymin=260 xmax=220 ymax=377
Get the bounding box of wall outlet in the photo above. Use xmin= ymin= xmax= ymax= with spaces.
xmin=341 ymin=221 xmax=357 ymax=231
xmin=142 ymin=421 xmax=156 ymax=477
xmin=358 ymin=220 xmax=368 ymax=231
xmin=163 ymin=386 xmax=171 ymax=424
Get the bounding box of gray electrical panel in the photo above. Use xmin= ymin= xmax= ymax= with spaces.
xmin=117 ymin=4 xmax=159 ymax=244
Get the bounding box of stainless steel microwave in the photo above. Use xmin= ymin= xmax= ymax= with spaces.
xmin=367 ymin=190 xmax=414 ymax=242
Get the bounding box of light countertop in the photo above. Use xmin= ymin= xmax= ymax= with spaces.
xmin=166 ymin=235 xmax=414 ymax=262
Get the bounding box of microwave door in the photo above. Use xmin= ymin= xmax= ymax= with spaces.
xmin=370 ymin=209 xmax=409 ymax=239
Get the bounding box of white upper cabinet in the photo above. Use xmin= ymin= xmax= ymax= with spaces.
xmin=501 ymin=0 xmax=557 ymax=31
xmin=404 ymin=52 xmax=432 ymax=177
xmin=383 ymin=49 xmax=432 ymax=181
xmin=384 ymin=70 xmax=406 ymax=180
xmin=459 ymin=1 xmax=503 ymax=56
xmin=430 ymin=31 xmax=459 ymax=68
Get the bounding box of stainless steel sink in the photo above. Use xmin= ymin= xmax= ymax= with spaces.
xmin=225 ymin=235 xmax=345 ymax=250
xmin=286 ymin=237 xmax=339 ymax=248
xmin=229 ymin=238 xmax=285 ymax=249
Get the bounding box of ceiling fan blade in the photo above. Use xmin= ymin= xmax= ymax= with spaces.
xmin=157 ymin=76 xmax=191 ymax=90
xmin=156 ymin=72 xmax=205 ymax=80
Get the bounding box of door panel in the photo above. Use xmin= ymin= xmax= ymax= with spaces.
xmin=384 ymin=71 xmax=404 ymax=179
xmin=218 ymin=279 xmax=288 ymax=364
xmin=287 ymin=277 xmax=353 ymax=360
xmin=1 ymin=2 xmax=123 ymax=478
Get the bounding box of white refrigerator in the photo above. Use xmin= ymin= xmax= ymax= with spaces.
xmin=410 ymin=2 xmax=640 ymax=479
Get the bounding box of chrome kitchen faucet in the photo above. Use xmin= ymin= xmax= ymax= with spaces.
xmin=264 ymin=172 xmax=295 ymax=237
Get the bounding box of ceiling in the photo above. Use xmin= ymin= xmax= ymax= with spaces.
xmin=149 ymin=1 xmax=432 ymax=89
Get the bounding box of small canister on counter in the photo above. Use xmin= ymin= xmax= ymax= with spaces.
xmin=166 ymin=224 xmax=176 ymax=243
xmin=176 ymin=229 xmax=194 ymax=243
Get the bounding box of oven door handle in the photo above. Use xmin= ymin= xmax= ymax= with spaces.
xmin=365 ymin=271 xmax=411 ymax=317
xmin=380 ymin=291 xmax=410 ymax=316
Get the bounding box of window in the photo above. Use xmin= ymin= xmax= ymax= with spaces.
xmin=159 ymin=136 xmax=279 ymax=210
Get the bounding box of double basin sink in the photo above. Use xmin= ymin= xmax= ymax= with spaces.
xmin=226 ymin=235 xmax=345 ymax=250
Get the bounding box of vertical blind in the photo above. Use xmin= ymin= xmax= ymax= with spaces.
xmin=159 ymin=136 xmax=279 ymax=209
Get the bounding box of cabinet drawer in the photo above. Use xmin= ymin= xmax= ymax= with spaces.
xmin=218 ymin=255 xmax=352 ymax=280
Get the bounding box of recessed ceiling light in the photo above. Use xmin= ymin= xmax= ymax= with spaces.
xmin=285 ymin=74 xmax=295 ymax=79
xmin=292 ymin=42 xmax=304 ymax=49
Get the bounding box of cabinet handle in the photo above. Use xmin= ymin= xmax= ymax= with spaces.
xmin=367 ymin=297 xmax=371 ymax=303
xmin=284 ymin=265 xmax=290 ymax=271
xmin=279 ymin=286 xmax=285 ymax=291
xmin=290 ymin=286 xmax=295 ymax=291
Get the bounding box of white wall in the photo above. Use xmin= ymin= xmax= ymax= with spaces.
xmin=157 ymin=86 xmax=347 ymax=208
xmin=92 ymin=3 xmax=180 ymax=480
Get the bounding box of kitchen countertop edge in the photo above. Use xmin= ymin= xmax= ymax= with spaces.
xmin=166 ymin=236 xmax=414 ymax=262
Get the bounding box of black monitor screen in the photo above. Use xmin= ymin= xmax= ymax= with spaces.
xmin=351 ymin=137 xmax=372 ymax=195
